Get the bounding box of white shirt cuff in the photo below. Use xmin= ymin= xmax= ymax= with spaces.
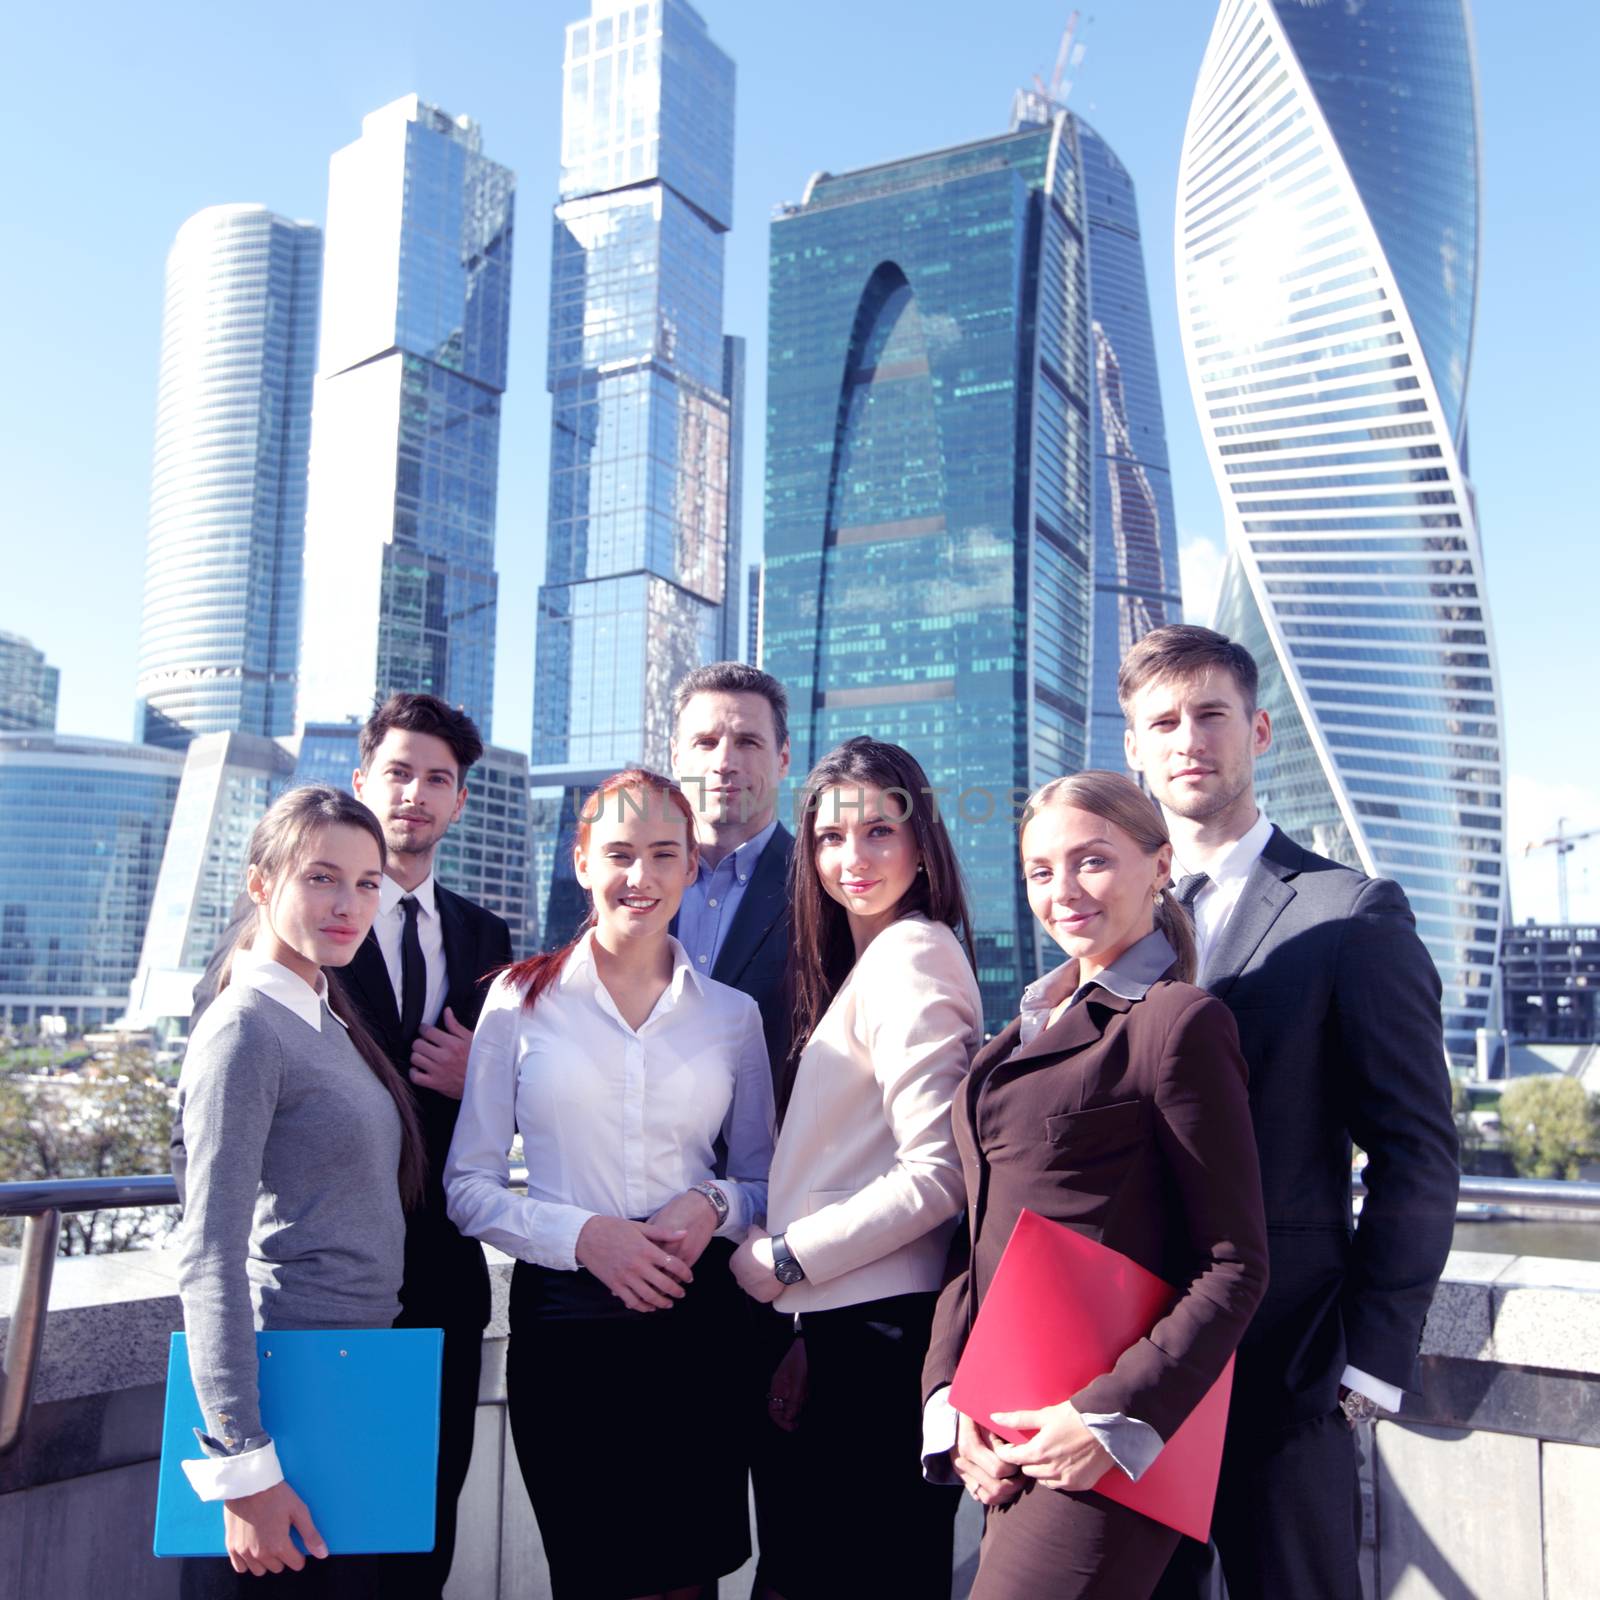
xmin=1078 ymin=1411 xmax=1163 ymax=1482
xmin=182 ymin=1438 xmax=283 ymax=1502
xmin=921 ymin=1386 xmax=961 ymax=1484
xmin=1341 ymin=1363 xmax=1404 ymax=1413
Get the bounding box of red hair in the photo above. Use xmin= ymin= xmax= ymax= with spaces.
xmin=501 ymin=768 xmax=698 ymax=1010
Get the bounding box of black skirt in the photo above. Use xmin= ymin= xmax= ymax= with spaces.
xmin=505 ymin=1238 xmax=751 ymax=1599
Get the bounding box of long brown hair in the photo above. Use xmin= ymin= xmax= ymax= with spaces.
xmin=219 ymin=785 xmax=427 ymax=1209
xmin=501 ymin=769 xmax=699 ymax=1010
xmin=1020 ymin=770 xmax=1197 ymax=984
xmin=788 ymin=737 xmax=977 ymax=1069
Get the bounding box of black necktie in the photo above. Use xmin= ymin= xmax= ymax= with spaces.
xmin=1174 ymin=872 xmax=1211 ymax=912
xmin=399 ymin=895 xmax=426 ymax=1046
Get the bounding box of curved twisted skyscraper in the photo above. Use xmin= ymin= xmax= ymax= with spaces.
xmin=136 ymin=205 xmax=321 ymax=748
xmin=1177 ymin=0 xmax=1503 ymax=1062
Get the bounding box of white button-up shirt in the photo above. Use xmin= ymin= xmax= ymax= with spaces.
xmin=444 ymin=932 xmax=774 ymax=1271
xmin=1173 ymin=809 xmax=1275 ymax=972
xmin=374 ymin=871 xmax=447 ymax=1028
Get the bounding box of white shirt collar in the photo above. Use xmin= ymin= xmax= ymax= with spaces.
xmin=560 ymin=928 xmax=709 ymax=1002
xmin=231 ymin=945 xmax=346 ymax=1032
xmin=380 ymin=870 xmax=437 ymax=919
xmin=1176 ymin=810 xmax=1274 ymax=888
xmin=1018 ymin=930 xmax=1177 ymax=1045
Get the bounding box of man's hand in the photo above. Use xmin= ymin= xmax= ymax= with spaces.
xmin=730 ymin=1226 xmax=785 ymax=1304
xmin=952 ymin=1410 xmax=1025 ymax=1507
xmin=222 ymin=1479 xmax=327 ymax=1576
xmin=766 ymin=1337 xmax=808 ymax=1432
xmin=646 ymin=1189 xmax=720 ymax=1268
xmin=990 ymin=1400 xmax=1115 ymax=1493
xmin=575 ymin=1217 xmax=693 ymax=1312
xmin=410 ymin=1006 xmax=473 ymax=1099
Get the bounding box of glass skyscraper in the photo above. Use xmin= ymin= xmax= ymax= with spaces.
xmin=0 ymin=631 xmax=60 ymax=733
xmin=764 ymin=110 xmax=1111 ymax=1027
xmin=135 ymin=205 xmax=322 ymax=749
xmin=1078 ymin=124 xmax=1182 ymax=770
xmin=1178 ymin=0 xmax=1503 ymax=1061
xmin=298 ymin=96 xmax=514 ymax=737
xmin=129 ymin=731 xmax=297 ymax=1026
xmin=532 ymin=0 xmax=738 ymax=771
xmin=0 ymin=734 xmax=183 ymax=1029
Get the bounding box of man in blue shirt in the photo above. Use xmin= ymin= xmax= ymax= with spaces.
xmin=669 ymin=661 xmax=795 ymax=1084
xmin=669 ymin=661 xmax=804 ymax=1600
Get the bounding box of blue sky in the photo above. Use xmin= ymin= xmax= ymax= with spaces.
xmin=3 ymin=1 xmax=1596 ymax=918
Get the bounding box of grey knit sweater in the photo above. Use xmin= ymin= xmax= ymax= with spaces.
xmin=175 ymin=973 xmax=405 ymax=1454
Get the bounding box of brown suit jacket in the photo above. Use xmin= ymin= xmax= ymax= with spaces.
xmin=923 ymin=973 xmax=1269 ymax=1443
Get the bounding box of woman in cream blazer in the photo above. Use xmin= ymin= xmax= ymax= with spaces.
xmin=731 ymin=737 xmax=982 ymax=1600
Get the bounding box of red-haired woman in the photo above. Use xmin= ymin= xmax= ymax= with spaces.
xmin=445 ymin=770 xmax=774 ymax=1600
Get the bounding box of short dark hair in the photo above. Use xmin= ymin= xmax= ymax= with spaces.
xmin=1117 ymin=625 xmax=1259 ymax=716
xmin=358 ymin=693 xmax=484 ymax=783
xmin=672 ymin=662 xmax=789 ymax=751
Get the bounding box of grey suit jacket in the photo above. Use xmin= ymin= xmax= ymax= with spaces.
xmin=1202 ymin=825 xmax=1459 ymax=1425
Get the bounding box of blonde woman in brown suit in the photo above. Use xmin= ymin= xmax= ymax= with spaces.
xmin=922 ymin=772 xmax=1269 ymax=1600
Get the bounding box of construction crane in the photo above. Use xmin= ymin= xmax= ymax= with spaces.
xmin=1030 ymin=10 xmax=1090 ymax=108
xmin=1524 ymin=818 xmax=1600 ymax=923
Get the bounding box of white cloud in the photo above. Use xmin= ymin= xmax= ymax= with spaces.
xmin=1506 ymin=770 xmax=1600 ymax=925
xmin=1178 ymin=532 xmax=1226 ymax=627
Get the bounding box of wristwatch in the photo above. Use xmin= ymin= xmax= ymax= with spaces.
xmin=770 ymin=1232 xmax=806 ymax=1286
xmin=690 ymin=1181 xmax=729 ymax=1229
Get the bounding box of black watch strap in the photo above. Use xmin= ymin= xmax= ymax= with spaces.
xmin=771 ymin=1232 xmax=806 ymax=1285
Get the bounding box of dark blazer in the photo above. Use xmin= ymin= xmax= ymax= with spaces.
xmin=1203 ymin=826 xmax=1459 ymax=1425
xmin=923 ymin=974 xmax=1268 ymax=1444
xmin=674 ymin=822 xmax=793 ymax=1090
xmin=187 ymin=882 xmax=512 ymax=1330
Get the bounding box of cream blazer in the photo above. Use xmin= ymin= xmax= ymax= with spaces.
xmin=766 ymin=913 xmax=982 ymax=1313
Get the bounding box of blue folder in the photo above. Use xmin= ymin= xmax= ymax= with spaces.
xmin=153 ymin=1328 xmax=443 ymax=1557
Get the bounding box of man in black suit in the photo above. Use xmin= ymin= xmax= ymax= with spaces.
xmin=666 ymin=662 xmax=799 ymax=1599
xmin=189 ymin=693 xmax=511 ymax=1600
xmin=1121 ymin=626 xmax=1459 ymax=1600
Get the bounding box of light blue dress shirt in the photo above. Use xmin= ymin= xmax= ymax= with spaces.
xmin=675 ymin=817 xmax=780 ymax=976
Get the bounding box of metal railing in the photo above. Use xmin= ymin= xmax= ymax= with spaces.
xmin=2 ymin=1172 xmax=1599 ymax=1456
xmin=0 ymin=1176 xmax=178 ymax=1454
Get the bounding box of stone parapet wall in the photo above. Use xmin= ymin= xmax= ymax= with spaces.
xmin=2 ymin=1246 xmax=1597 ymax=1597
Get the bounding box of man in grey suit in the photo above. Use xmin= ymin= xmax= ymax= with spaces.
xmin=1122 ymin=625 xmax=1459 ymax=1600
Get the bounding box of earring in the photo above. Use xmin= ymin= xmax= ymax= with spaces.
xmin=917 ymin=862 xmax=926 ymax=874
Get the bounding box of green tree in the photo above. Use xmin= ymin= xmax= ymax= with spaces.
xmin=0 ymin=1047 xmax=179 ymax=1254
xmin=1497 ymin=1077 xmax=1600 ymax=1181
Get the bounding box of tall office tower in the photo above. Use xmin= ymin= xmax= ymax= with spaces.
xmin=1178 ymin=0 xmax=1503 ymax=1061
xmin=746 ymin=562 xmax=762 ymax=666
xmin=532 ymin=0 xmax=738 ymax=771
xmin=0 ymin=632 xmax=60 ymax=732
xmin=1077 ymin=124 xmax=1183 ymax=770
xmin=135 ymin=206 xmax=322 ymax=749
xmin=434 ymin=744 xmax=534 ymax=953
xmin=764 ymin=112 xmax=1103 ymax=1027
xmin=0 ymin=734 xmax=183 ymax=1029
xmin=130 ymin=731 xmax=298 ymax=1026
xmin=298 ymin=97 xmax=514 ymax=737
xmin=720 ymin=335 xmax=747 ymax=662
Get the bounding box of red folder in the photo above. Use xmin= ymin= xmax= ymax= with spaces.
xmin=948 ymin=1207 xmax=1234 ymax=1542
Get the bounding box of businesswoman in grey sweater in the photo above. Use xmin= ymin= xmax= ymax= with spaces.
xmin=173 ymin=787 xmax=425 ymax=1596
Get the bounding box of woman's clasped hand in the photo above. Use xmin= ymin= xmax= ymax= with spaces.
xmin=573 ymin=1216 xmax=693 ymax=1312
xmin=987 ymin=1402 xmax=1116 ymax=1494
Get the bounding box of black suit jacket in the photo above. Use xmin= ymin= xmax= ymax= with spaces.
xmin=672 ymin=822 xmax=793 ymax=1092
xmin=1203 ymin=825 xmax=1459 ymax=1425
xmin=187 ymin=882 xmax=513 ymax=1331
